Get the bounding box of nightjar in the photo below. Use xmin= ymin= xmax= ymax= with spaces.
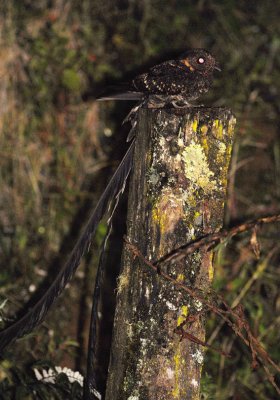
xmin=99 ymin=48 xmax=220 ymax=107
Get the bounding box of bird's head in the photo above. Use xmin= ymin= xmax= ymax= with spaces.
xmin=179 ymin=49 xmax=220 ymax=75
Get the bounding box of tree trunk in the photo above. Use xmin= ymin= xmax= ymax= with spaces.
xmin=106 ymin=107 xmax=236 ymax=400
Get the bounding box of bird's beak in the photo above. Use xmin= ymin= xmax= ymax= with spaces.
xmin=214 ymin=64 xmax=221 ymax=72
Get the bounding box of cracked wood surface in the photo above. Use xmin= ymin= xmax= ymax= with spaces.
xmin=106 ymin=107 xmax=236 ymax=400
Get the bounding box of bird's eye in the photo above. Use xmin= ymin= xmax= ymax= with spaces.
xmin=197 ymin=57 xmax=205 ymax=64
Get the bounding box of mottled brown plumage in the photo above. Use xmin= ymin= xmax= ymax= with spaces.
xmin=133 ymin=49 xmax=219 ymax=102
xmin=99 ymin=49 xmax=220 ymax=106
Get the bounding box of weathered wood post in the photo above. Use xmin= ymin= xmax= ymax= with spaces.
xmin=105 ymin=107 xmax=236 ymax=400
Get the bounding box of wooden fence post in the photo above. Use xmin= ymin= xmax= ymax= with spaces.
xmin=105 ymin=107 xmax=236 ymax=400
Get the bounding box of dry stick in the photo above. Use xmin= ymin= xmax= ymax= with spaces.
xmin=174 ymin=319 xmax=231 ymax=358
xmin=125 ymin=213 xmax=280 ymax=395
xmin=126 ymin=238 xmax=252 ymax=345
xmin=263 ymin=364 xmax=280 ymax=396
xmin=156 ymin=214 xmax=280 ymax=266
xmin=126 ymin=239 xmax=280 ymax=393
xmin=208 ymin=246 xmax=279 ymax=346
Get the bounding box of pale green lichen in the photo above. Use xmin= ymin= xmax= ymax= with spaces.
xmin=182 ymin=141 xmax=217 ymax=194
xmin=177 ymin=137 xmax=185 ymax=148
xmin=125 ymin=321 xmax=134 ymax=340
xmin=149 ymin=166 xmax=160 ymax=185
xmin=216 ymin=141 xmax=226 ymax=164
xmin=117 ymin=270 xmax=130 ymax=293
xmin=191 ymin=349 xmax=204 ymax=365
xmin=193 ymin=299 xmax=203 ymax=311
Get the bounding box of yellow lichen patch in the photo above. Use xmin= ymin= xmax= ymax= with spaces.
xmin=172 ymin=350 xmax=181 ymax=398
xmin=217 ymin=142 xmax=233 ymax=188
xmin=208 ymin=253 xmax=214 ymax=281
xmin=192 ymin=120 xmax=198 ymax=133
xmin=182 ymin=141 xmax=217 ymax=194
xmin=201 ymin=137 xmax=209 ymax=156
xmin=200 ymin=125 xmax=208 ymax=135
xmin=172 ymin=344 xmax=187 ymax=398
xmin=152 ymin=191 xmax=184 ymax=234
xmin=152 ymin=205 xmax=167 ymax=232
xmin=177 ymin=273 xmax=185 ymax=282
xmin=177 ymin=305 xmax=188 ymax=327
xmin=226 ymin=142 xmax=233 ymax=161
xmin=212 ymin=119 xmax=224 ymax=140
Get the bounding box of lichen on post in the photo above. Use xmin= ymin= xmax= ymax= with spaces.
xmin=105 ymin=107 xmax=236 ymax=400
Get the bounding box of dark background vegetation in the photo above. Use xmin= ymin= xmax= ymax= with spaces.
xmin=0 ymin=1 xmax=279 ymax=398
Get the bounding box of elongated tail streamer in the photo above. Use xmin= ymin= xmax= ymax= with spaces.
xmin=0 ymin=140 xmax=135 ymax=353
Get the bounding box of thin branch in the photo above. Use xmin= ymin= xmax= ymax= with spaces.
xmin=125 ymin=215 xmax=280 ymax=395
xmin=155 ymin=214 xmax=280 ymax=267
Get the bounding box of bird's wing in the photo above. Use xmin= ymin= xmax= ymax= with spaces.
xmin=0 ymin=139 xmax=135 ymax=352
xmin=133 ymin=61 xmax=188 ymax=94
xmin=149 ymin=60 xmax=181 ymax=76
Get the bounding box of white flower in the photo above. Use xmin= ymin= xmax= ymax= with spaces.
xmin=55 ymin=366 xmax=62 ymax=374
xmin=34 ymin=368 xmax=43 ymax=381
xmin=0 ymin=299 xmax=8 ymax=310
xmin=33 ymin=366 xmax=84 ymax=387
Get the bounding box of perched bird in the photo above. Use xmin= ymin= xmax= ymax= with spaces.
xmin=0 ymin=49 xmax=220 ymax=353
xmin=98 ymin=48 xmax=220 ymax=107
xmin=99 ymin=48 xmax=220 ymax=140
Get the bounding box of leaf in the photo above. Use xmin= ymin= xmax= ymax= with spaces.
xmin=61 ymin=69 xmax=81 ymax=91
xmin=0 ymin=299 xmax=8 ymax=310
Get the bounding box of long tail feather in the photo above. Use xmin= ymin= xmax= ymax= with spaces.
xmin=85 ymin=165 xmax=128 ymax=397
xmin=97 ymin=92 xmax=143 ymax=101
xmin=0 ymin=139 xmax=135 ymax=353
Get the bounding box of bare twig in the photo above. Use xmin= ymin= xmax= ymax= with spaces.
xmin=125 ymin=215 xmax=280 ymax=395
xmin=156 ymin=214 xmax=280 ymax=267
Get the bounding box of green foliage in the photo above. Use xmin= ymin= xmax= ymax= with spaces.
xmin=200 ymin=373 xmax=216 ymax=400
xmin=61 ymin=69 xmax=82 ymax=91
